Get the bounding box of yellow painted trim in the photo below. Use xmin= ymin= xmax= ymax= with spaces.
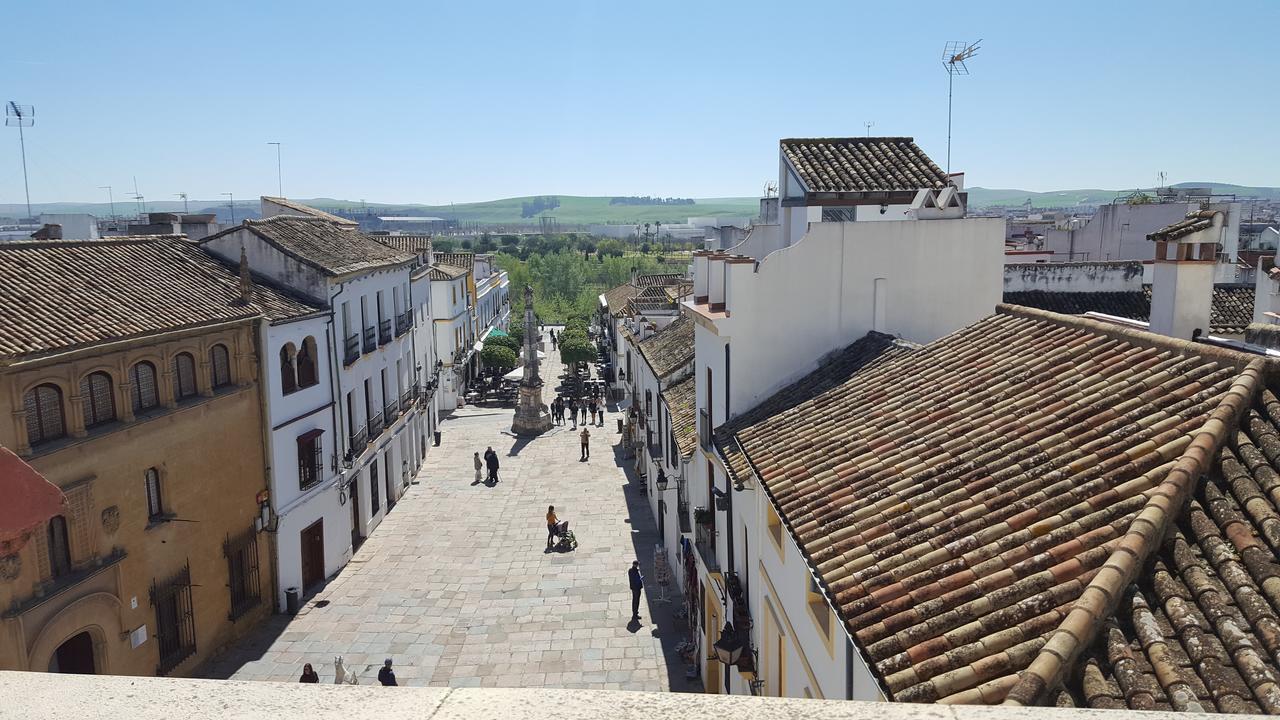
xmin=757 ymin=560 xmax=825 ymax=698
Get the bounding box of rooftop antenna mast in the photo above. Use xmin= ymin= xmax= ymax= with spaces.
xmin=176 ymin=192 xmax=189 ymax=214
xmin=131 ymin=176 xmax=145 ymax=216
xmin=99 ymin=186 xmax=116 ymax=220
xmin=5 ymin=102 xmax=35 ymax=220
xmin=864 ymin=120 xmax=875 ymax=137
xmin=942 ymin=39 xmax=981 ymax=176
xmin=222 ymin=192 xmax=235 ymax=224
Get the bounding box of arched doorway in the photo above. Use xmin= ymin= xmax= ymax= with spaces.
xmin=48 ymin=631 xmax=96 ymax=674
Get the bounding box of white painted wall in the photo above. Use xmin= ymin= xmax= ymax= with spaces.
xmin=1150 ymin=260 xmax=1214 ymax=339
xmin=1042 ymin=201 xmax=1242 ymax=263
xmin=201 ymin=227 xmax=328 ymax=301
xmin=1003 ymin=261 xmax=1145 ymax=293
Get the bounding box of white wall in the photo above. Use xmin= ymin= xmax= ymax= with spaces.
xmin=202 ymin=227 xmax=328 ymax=302
xmin=1003 ymin=261 xmax=1145 ymax=293
xmin=38 ymin=213 xmax=99 ymax=239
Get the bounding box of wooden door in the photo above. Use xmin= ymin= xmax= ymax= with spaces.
xmin=301 ymin=519 xmax=325 ymax=590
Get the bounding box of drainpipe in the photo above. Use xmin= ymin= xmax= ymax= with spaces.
xmin=326 ymin=282 xmax=347 ymax=525
xmin=250 ymin=317 xmax=282 ymax=613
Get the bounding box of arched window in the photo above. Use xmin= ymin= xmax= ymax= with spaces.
xmin=296 ymin=337 xmax=318 ymax=388
xmin=210 ymin=344 xmax=232 ymax=388
xmin=80 ymin=372 xmax=116 ymax=427
xmin=145 ymin=468 xmax=164 ymax=521
xmin=280 ymin=344 xmax=298 ymax=394
xmin=24 ymin=384 xmax=66 ymax=445
xmin=173 ymin=353 xmax=197 ymax=400
xmin=48 ymin=515 xmax=71 ymax=578
xmin=130 ymin=362 xmax=159 ymax=412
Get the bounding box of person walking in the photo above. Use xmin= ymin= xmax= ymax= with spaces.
xmin=628 ymin=561 xmax=644 ymax=620
xmin=580 ymin=427 xmax=591 ymax=461
xmin=546 ymin=505 xmax=559 ymax=549
xmin=299 ymin=663 xmax=320 ymax=683
xmin=589 ymin=399 xmax=599 ymax=427
xmin=473 ymin=451 xmax=483 ymax=485
xmin=484 ymin=446 xmax=500 ymax=484
xmin=554 ymin=397 xmax=563 ymax=425
xmin=378 ymin=658 xmax=398 ymax=686
xmin=569 ymin=399 xmax=578 ymax=429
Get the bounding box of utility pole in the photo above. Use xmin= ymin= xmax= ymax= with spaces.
xmin=267 ymin=142 xmax=282 ymax=196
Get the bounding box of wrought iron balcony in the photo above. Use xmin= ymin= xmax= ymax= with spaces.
xmin=344 ymin=334 xmax=360 ymax=366
xmin=678 ymin=499 xmax=691 ymax=534
xmin=395 ymin=310 xmax=412 ymax=337
xmin=385 ymin=399 xmax=399 ymax=423
xmin=694 ymin=519 xmax=719 ymax=571
xmin=368 ymin=411 xmax=384 ymax=438
xmin=378 ymin=318 xmax=392 ymax=345
xmin=401 ymin=388 xmax=414 ymax=410
xmin=362 ymin=327 xmax=376 ymax=354
xmin=348 ymin=426 xmax=368 ymax=458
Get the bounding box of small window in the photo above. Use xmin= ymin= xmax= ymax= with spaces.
xmin=297 ymin=430 xmax=323 ymax=491
xmin=369 ymin=460 xmax=381 ymax=514
xmin=131 ymin=362 xmax=160 ymax=412
xmin=210 ymin=344 xmax=232 ymax=388
xmin=279 ymin=344 xmax=297 ymax=395
xmin=173 ymin=353 xmax=197 ymax=400
xmin=296 ymin=337 xmax=318 ymax=388
xmin=145 ymin=468 xmax=164 ymax=521
xmin=80 ymin=371 xmax=116 ymax=427
xmin=807 ymin=575 xmax=831 ymax=640
xmin=24 ymin=384 xmax=66 ymax=445
xmin=48 ymin=515 xmax=72 ymax=578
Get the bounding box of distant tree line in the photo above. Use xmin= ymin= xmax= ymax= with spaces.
xmin=521 ymin=196 xmax=561 ymax=218
xmin=609 ymin=196 xmax=696 ymax=206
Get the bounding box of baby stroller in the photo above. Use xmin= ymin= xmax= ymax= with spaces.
xmin=552 ymin=520 xmax=578 ymax=552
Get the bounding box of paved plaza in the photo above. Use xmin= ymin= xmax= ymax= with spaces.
xmin=199 ymin=340 xmax=695 ymax=692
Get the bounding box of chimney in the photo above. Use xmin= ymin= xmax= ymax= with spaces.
xmin=1148 ymin=210 xmax=1222 ymax=339
xmin=31 ymin=223 xmax=62 ymax=240
xmin=238 ymin=246 xmax=252 ymax=303
xmin=630 ymin=266 xmax=638 ymax=285
xmin=1253 ymin=256 xmax=1280 ymax=326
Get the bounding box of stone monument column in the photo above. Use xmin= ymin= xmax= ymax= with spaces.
xmin=511 ymin=284 xmax=553 ymax=435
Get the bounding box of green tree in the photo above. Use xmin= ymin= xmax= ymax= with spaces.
xmin=461 ymin=238 xmax=474 ymax=250
xmin=434 ymin=239 xmax=455 ymax=253
xmin=480 ymin=344 xmax=518 ymax=374
xmin=484 ymin=335 xmax=520 ymax=352
xmin=559 ymin=337 xmax=594 ymax=370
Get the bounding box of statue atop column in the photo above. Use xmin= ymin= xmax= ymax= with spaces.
xmin=511 ymin=284 xmax=552 ymax=435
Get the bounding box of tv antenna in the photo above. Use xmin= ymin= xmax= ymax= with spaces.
xmin=222 ymin=192 xmax=235 ymax=224
xmin=864 ymin=121 xmax=875 ymax=137
xmin=942 ymin=39 xmax=981 ymax=176
xmin=99 ymin=186 xmax=116 ymax=220
xmin=131 ymin=176 xmax=145 ymax=216
xmin=176 ymin=192 xmax=189 ymax=214
xmin=1157 ymin=171 xmax=1167 ymax=190
xmin=5 ymin=102 xmax=35 ymax=220
xmin=763 ymin=181 xmax=778 ymax=198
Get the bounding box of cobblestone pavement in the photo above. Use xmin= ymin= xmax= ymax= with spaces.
xmin=200 ymin=335 xmax=695 ymax=692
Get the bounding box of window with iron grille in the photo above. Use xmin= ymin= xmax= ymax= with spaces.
xmin=80 ymin=372 xmax=116 ymax=427
xmin=210 ymin=344 xmax=232 ymax=388
xmin=151 ymin=563 xmax=196 ymax=675
xmin=48 ymin=515 xmax=72 ymax=578
xmin=144 ymin=468 xmax=164 ymax=521
xmin=369 ymin=459 xmax=380 ymax=514
xmin=297 ymin=429 xmax=323 ymax=491
xmin=24 ymin=384 xmax=65 ymax=445
xmin=224 ymin=528 xmax=261 ymax=621
xmin=173 ymin=353 xmax=198 ymax=400
xmin=131 ymin=361 xmax=160 ymax=412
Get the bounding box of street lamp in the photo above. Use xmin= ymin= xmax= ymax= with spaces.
xmin=655 ymin=468 xmax=669 ymax=492
xmin=711 ymin=622 xmax=744 ymax=666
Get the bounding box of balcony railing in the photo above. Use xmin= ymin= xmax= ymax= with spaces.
xmin=677 ymin=499 xmax=691 ymax=534
xmin=385 ymin=399 xmax=399 ymax=423
xmin=344 ymin=334 xmax=360 ymax=366
xmin=395 ymin=310 xmax=412 ymax=337
xmin=695 ymin=519 xmax=719 ymax=571
xmin=348 ymin=426 xmax=368 ymax=459
xmin=362 ymin=327 xmax=376 ymax=354
xmin=378 ymin=318 xmax=392 ymax=345
xmin=368 ymin=410 xmax=384 ymax=438
xmin=699 ymin=409 xmax=711 ymax=450
xmin=401 ymin=388 xmax=414 ymax=410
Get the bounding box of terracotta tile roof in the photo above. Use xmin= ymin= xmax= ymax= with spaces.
xmin=210 ymin=216 xmax=417 ymax=277
xmin=0 ymin=236 xmax=322 ymax=360
xmin=433 ymin=252 xmax=474 ymax=270
xmin=716 ymin=305 xmax=1280 ymax=710
xmin=1148 ymin=210 xmax=1222 ymax=242
xmin=261 ymin=196 xmax=357 ymax=226
xmin=602 ymin=283 xmax=642 ymax=315
xmin=636 ymin=314 xmax=694 ymax=379
xmin=636 ymin=273 xmax=685 ymax=288
xmin=373 ymin=234 xmax=431 ymax=253
xmin=1004 ymin=285 xmax=1255 ymax=335
xmin=427 ymin=263 xmax=469 ymax=281
xmin=662 ymin=373 xmax=697 ymax=459
xmin=781 ymin=137 xmax=949 ymax=194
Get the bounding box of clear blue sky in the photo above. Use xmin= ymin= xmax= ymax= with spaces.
xmin=3 ymin=0 xmax=1277 ymax=205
